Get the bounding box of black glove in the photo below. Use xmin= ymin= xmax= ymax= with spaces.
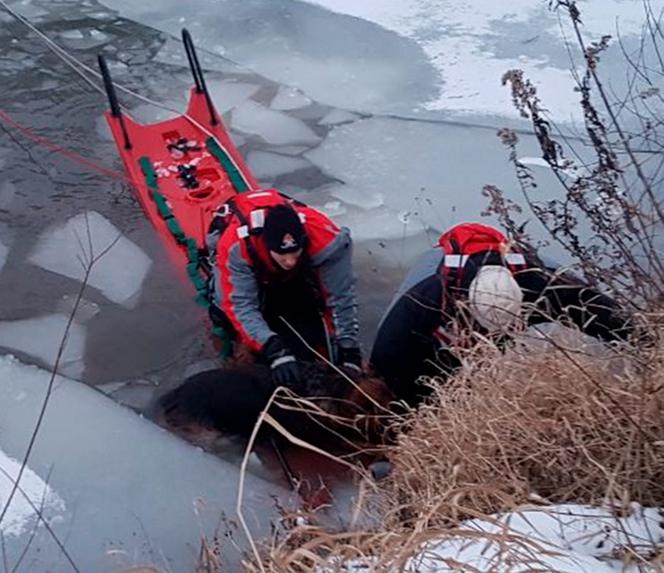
xmin=336 ymin=340 xmax=363 ymax=372
xmin=262 ymin=336 xmax=303 ymax=392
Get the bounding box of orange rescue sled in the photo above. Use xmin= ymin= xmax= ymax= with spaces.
xmin=99 ymin=29 xmax=258 ymax=305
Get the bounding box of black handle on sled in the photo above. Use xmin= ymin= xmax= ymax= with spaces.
xmin=98 ymin=54 xmax=132 ymax=150
xmin=182 ymin=28 xmax=219 ymax=126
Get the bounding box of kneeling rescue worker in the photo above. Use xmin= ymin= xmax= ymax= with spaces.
xmin=206 ymin=189 xmax=362 ymax=391
xmin=370 ymin=222 xmax=633 ymax=406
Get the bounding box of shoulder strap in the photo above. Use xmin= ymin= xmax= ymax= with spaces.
xmin=226 ymin=198 xmax=264 ymax=271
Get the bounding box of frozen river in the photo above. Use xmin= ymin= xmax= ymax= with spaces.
xmin=0 ymin=0 xmax=655 ymax=569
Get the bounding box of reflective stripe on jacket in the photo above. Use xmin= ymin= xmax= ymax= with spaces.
xmin=209 ymin=191 xmax=359 ymax=351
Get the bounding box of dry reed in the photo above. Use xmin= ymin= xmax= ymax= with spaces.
xmin=248 ymin=325 xmax=664 ymax=572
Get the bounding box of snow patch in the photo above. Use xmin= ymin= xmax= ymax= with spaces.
xmin=335 ymin=503 xmax=664 ymax=573
xmin=518 ymin=156 xmax=549 ymax=168
xmin=0 ymin=450 xmax=66 ymax=538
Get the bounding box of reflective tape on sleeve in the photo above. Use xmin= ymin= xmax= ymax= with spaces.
xmin=443 ymin=254 xmax=469 ymax=268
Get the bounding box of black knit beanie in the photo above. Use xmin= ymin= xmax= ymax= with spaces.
xmin=263 ymin=204 xmax=306 ymax=254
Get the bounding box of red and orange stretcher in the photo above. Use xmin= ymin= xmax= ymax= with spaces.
xmin=99 ymin=29 xmax=257 ymax=307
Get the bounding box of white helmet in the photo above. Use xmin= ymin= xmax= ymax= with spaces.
xmin=468 ymin=265 xmax=523 ymax=331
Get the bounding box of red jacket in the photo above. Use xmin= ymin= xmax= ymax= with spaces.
xmin=207 ymin=190 xmax=359 ymax=352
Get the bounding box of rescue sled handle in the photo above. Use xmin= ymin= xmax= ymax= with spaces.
xmin=97 ymin=54 xmax=132 ymax=150
xmin=181 ymin=28 xmax=218 ymax=127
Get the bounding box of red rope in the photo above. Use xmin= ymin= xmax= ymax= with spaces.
xmin=0 ymin=108 xmax=133 ymax=184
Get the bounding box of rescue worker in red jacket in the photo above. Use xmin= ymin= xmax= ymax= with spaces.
xmin=206 ymin=189 xmax=361 ymax=390
xmin=370 ymin=222 xmax=632 ymax=406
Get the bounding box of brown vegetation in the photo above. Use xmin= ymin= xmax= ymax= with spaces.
xmin=246 ymin=325 xmax=664 ymax=572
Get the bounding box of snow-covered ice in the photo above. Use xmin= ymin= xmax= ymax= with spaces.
xmin=334 ymin=503 xmax=664 ymax=573
xmin=0 ymin=314 xmax=86 ymax=378
xmin=271 ymin=86 xmax=312 ymax=111
xmin=247 ymin=150 xmax=312 ymax=181
xmin=232 ymin=101 xmax=321 ymax=145
xmin=28 ymin=211 xmax=152 ymax=307
xmin=57 ymin=28 xmax=109 ymax=49
xmin=0 ymin=450 xmax=66 ymax=538
xmin=58 ymin=30 xmax=84 ymax=40
xmin=316 ymin=200 xmax=346 ymax=218
xmin=414 ymin=504 xmax=664 ymax=573
xmin=0 ymin=354 xmax=287 ymax=572
xmin=304 ymin=0 xmax=649 ymax=121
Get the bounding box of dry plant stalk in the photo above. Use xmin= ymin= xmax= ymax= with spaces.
xmin=248 ymin=329 xmax=664 ymax=572
xmin=383 ymin=335 xmax=664 ymax=526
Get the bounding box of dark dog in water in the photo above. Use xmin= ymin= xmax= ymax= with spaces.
xmin=157 ymin=361 xmax=396 ymax=451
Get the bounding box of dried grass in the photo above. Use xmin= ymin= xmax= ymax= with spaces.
xmin=382 ymin=328 xmax=664 ymax=527
xmin=248 ymin=323 xmax=664 ymax=572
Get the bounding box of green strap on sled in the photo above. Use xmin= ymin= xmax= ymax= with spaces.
xmin=138 ymin=156 xmax=158 ymax=190
xmin=152 ymin=191 xmax=174 ymax=220
xmin=206 ymin=137 xmax=249 ymax=193
xmin=137 ymin=155 xmax=232 ymax=358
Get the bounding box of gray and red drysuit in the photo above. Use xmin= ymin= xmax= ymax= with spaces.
xmin=370 ymin=223 xmax=632 ymax=406
xmin=206 ymin=189 xmax=360 ymax=376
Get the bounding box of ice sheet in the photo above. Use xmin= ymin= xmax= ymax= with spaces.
xmin=318 ymin=108 xmax=359 ymax=126
xmin=247 ymin=150 xmax=311 ymax=181
xmin=206 ymin=79 xmax=260 ymax=114
xmin=97 ymin=0 xmax=440 ymax=116
xmin=0 ymin=314 xmax=86 ymax=378
xmin=304 ymin=116 xmax=568 ymax=260
xmin=99 ymin=0 xmax=649 ymax=122
xmin=232 ymin=101 xmax=321 ymax=145
xmin=28 ymin=211 xmax=152 ymax=307
xmin=328 ymin=183 xmax=384 ymax=210
xmin=270 ymin=86 xmax=312 ymax=111
xmin=0 ymin=354 xmax=288 ymax=572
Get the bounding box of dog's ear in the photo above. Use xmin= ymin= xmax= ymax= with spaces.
xmin=344 ymin=376 xmax=395 ymax=418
